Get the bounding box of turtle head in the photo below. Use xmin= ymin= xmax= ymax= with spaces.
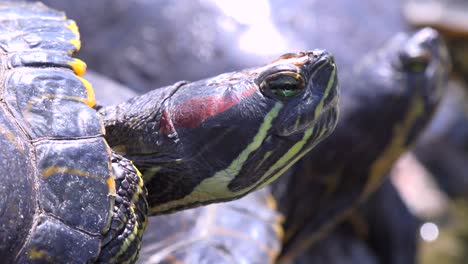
xmin=373 ymin=27 xmax=450 ymax=105
xmin=332 ymin=27 xmax=451 ymax=199
xmin=351 ymin=27 xmax=450 ymax=141
xmin=101 ymin=50 xmax=339 ymax=214
xmin=387 ymin=28 xmax=450 ymax=143
xmin=396 ymin=27 xmax=450 ymax=100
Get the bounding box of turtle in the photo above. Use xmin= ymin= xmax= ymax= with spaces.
xmin=88 ymin=70 xmax=285 ymax=264
xmin=412 ymin=79 xmax=468 ymax=198
xmin=404 ymin=0 xmax=468 ymax=83
xmin=270 ymin=26 xmax=450 ymax=263
xmin=87 ymin=27 xmax=449 ymax=264
xmin=0 ymin=1 xmax=340 ymax=263
xmin=33 ymin=0 xmax=453 ymax=262
xmin=291 ymin=178 xmax=419 ymax=264
xmin=403 ymin=0 xmax=468 ymax=200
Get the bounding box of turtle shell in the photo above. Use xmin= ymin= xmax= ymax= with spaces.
xmin=37 ymin=1 xmax=447 ymax=262
xmin=0 ymin=2 xmax=146 ymax=263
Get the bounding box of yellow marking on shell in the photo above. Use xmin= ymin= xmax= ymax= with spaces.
xmin=77 ymin=76 xmax=96 ymax=107
xmin=66 ymin=20 xmax=80 ymax=39
xmin=314 ymin=64 xmax=336 ymax=119
xmin=361 ymin=93 xmax=425 ymax=199
xmin=27 ymin=247 xmax=52 ymax=262
xmin=0 ymin=124 xmax=25 ymax=154
xmin=107 ymin=177 xmax=116 ymax=196
xmin=42 ymin=166 xmax=107 ymax=184
xmin=22 ymin=93 xmax=96 ymax=124
xmin=149 ymin=102 xmax=283 ymax=214
xmin=68 ymin=58 xmax=87 ymax=76
xmin=43 ymin=166 xmax=90 ymax=178
xmin=69 ymin=39 xmax=81 ymax=52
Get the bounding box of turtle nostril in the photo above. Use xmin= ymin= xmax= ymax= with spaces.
xmin=311 ymin=50 xmax=335 ymax=66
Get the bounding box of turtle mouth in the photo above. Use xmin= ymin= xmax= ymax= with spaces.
xmin=273 ymin=100 xmax=339 ymax=141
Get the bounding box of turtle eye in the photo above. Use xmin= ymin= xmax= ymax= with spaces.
xmin=260 ymin=72 xmax=305 ymax=99
xmin=399 ymin=48 xmax=431 ymax=72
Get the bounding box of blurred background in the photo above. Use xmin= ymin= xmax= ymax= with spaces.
xmin=30 ymin=0 xmax=468 ymax=263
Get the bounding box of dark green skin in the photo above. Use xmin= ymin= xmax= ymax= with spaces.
xmin=91 ymin=74 xmax=284 ymax=264
xmin=413 ymin=80 xmax=468 ymax=198
xmin=405 ymin=0 xmax=468 ymax=200
xmin=293 ymin=179 xmax=418 ymax=264
xmin=138 ymin=187 xmax=283 ymax=264
xmin=0 ymin=2 xmax=147 ymax=263
xmin=26 ymin=0 xmax=451 ymax=262
xmin=273 ymin=28 xmax=450 ymax=263
xmin=355 ymin=178 xmax=419 ymax=264
xmin=0 ymin=2 xmax=339 ymax=263
xmin=99 ymin=50 xmax=339 ymax=215
xmin=405 ymin=0 xmax=468 ymax=83
xmin=34 ymin=1 xmax=444 ymax=263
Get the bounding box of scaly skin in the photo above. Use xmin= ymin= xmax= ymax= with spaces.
xmin=99 ymin=51 xmax=340 ymax=215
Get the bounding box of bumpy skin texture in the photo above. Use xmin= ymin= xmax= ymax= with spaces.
xmin=0 ymin=2 xmax=147 ymax=263
xmin=272 ymin=28 xmax=450 ymax=262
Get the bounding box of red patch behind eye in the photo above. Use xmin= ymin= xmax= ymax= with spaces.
xmin=159 ymin=86 xmax=258 ymax=134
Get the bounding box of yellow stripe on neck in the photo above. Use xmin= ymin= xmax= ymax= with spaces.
xmin=150 ymin=102 xmax=283 ymax=214
xmin=361 ymin=93 xmax=425 ymax=199
xmin=314 ymin=64 xmax=336 ymax=119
